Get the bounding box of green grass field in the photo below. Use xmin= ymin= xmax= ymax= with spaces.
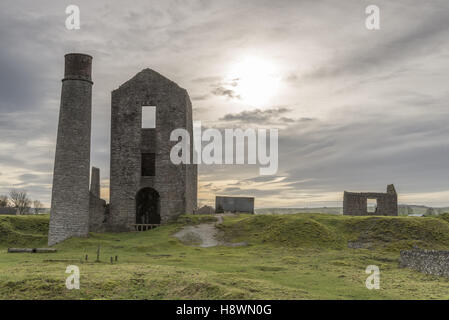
xmin=1 ymin=213 xmax=449 ymax=299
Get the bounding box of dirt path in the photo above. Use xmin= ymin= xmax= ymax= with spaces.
xmin=174 ymin=214 xmax=245 ymax=247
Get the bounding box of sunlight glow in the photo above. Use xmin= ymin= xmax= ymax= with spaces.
xmin=226 ymin=57 xmax=280 ymax=107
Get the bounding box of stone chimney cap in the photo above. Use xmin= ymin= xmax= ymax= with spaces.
xmin=63 ymin=53 xmax=93 ymax=83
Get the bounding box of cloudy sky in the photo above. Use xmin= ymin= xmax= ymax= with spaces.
xmin=1 ymin=0 xmax=449 ymax=208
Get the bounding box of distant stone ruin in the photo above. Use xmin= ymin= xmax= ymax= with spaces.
xmin=343 ymin=184 xmax=398 ymax=216
xmin=215 ymin=196 xmax=254 ymax=214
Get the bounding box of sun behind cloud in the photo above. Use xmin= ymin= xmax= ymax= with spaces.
xmin=225 ymin=56 xmax=281 ymax=107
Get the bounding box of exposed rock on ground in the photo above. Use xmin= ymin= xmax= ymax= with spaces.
xmin=174 ymin=214 xmax=246 ymax=247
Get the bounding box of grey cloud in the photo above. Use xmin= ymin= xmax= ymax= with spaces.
xmin=277 ymin=111 xmax=449 ymax=196
xmin=220 ymin=187 xmax=283 ymax=198
xmin=241 ymin=175 xmax=282 ymax=184
xmin=220 ymin=107 xmax=291 ymax=123
xmin=192 ymin=76 xmax=222 ymax=83
xmin=304 ymin=3 xmax=449 ymax=81
xmin=201 ymin=183 xmax=213 ymax=188
xmin=1 ymin=0 xmax=449 ymax=207
xmin=18 ymin=174 xmax=39 ymax=182
xmin=279 ymin=117 xmax=295 ymax=123
xmin=0 ymin=51 xmax=38 ymax=113
xmin=191 ymin=94 xmax=210 ymax=101
xmin=211 ymin=87 xmax=241 ymax=100
xmin=298 ymin=117 xmax=316 ymax=122
xmin=222 ymin=187 xmax=241 ymax=192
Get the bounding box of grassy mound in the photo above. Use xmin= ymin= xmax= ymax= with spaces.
xmin=2 ymin=213 xmax=449 ymax=299
xmin=0 ymin=214 xmax=48 ymax=248
xmin=3 ymin=212 xmax=448 ymax=251
xmin=219 ymin=214 xmax=449 ymax=251
xmin=341 ymin=215 xmax=449 ymax=250
xmin=219 ymin=214 xmax=344 ymax=248
xmin=2 ymin=213 xmax=449 ymax=252
xmin=437 ymin=212 xmax=449 ymax=223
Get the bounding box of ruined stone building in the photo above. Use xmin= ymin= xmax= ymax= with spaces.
xmin=108 ymin=69 xmax=197 ymax=231
xmin=215 ymin=196 xmax=254 ymax=214
xmin=48 ymin=53 xmax=197 ymax=245
xmin=343 ymin=184 xmax=398 ymax=216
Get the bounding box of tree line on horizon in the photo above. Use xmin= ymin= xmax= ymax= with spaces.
xmin=0 ymin=189 xmax=44 ymax=215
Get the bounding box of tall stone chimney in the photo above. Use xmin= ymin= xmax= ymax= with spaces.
xmin=48 ymin=53 xmax=93 ymax=246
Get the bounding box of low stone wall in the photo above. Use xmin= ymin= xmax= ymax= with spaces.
xmin=400 ymin=248 xmax=449 ymax=276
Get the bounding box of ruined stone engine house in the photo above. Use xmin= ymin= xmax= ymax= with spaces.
xmin=343 ymin=184 xmax=398 ymax=216
xmin=48 ymin=53 xmax=197 ymax=245
xmin=109 ymin=68 xmax=197 ymax=232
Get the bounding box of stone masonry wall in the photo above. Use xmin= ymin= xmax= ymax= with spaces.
xmin=89 ymin=193 xmax=107 ymax=232
xmin=89 ymin=167 xmax=106 ymax=232
xmin=215 ymin=196 xmax=254 ymax=213
xmin=48 ymin=54 xmax=93 ymax=246
xmin=400 ymin=248 xmax=449 ymax=277
xmin=109 ymin=69 xmax=197 ymax=231
xmin=343 ymin=184 xmax=398 ymax=216
xmin=90 ymin=167 xmax=100 ymax=198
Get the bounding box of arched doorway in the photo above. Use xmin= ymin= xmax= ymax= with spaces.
xmin=136 ymin=188 xmax=161 ymax=224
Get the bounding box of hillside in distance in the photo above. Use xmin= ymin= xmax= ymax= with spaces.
xmin=256 ymin=205 xmax=449 ymax=216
